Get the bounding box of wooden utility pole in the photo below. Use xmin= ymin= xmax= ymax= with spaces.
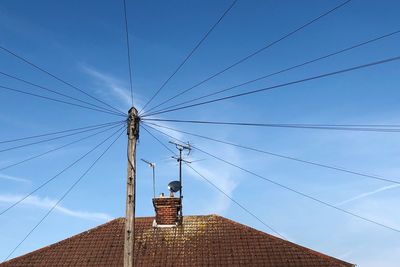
xmin=124 ymin=107 xmax=139 ymax=267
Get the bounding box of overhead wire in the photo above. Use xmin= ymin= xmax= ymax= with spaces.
xmin=141 ymin=125 xmax=285 ymax=239
xmin=142 ymin=119 xmax=400 ymax=133
xmin=143 ymin=119 xmax=400 ymax=128
xmin=0 ymin=71 xmax=123 ymax=116
xmin=0 ymin=121 xmax=126 ymax=153
xmin=0 ymin=84 xmax=126 ymax=117
xmin=3 ymin=126 xmax=125 ymax=261
xmin=144 ymin=0 xmax=353 ymax=113
xmin=144 ymin=122 xmax=400 ymax=184
xmin=0 ymin=46 xmax=125 ymax=115
xmin=142 ymin=55 xmax=400 ymax=117
xmin=0 ymin=123 xmax=123 ymax=172
xmin=0 ymin=120 xmax=124 ymax=145
xmin=141 ymin=125 xmax=176 ymax=155
xmin=146 ymin=29 xmax=400 ymax=115
xmin=186 ymin=163 xmax=285 ymax=239
xmin=0 ymin=124 xmax=126 ymax=217
xmin=122 ymin=0 xmax=134 ymax=107
xmin=139 ymin=0 xmax=238 ymax=114
xmin=144 ymin=124 xmax=400 ymax=234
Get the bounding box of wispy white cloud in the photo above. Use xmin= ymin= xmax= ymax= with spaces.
xmin=337 ymin=184 xmax=400 ymax=206
xmin=0 ymin=173 xmax=30 ymax=183
xmin=186 ymin=143 xmax=242 ymax=215
xmin=0 ymin=194 xmax=112 ymax=222
xmin=81 ymin=65 xmax=143 ymax=110
xmin=188 ymin=162 xmax=238 ymax=214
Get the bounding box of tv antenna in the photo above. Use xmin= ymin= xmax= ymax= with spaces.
xmin=169 ymin=141 xmax=191 ymax=219
xmin=141 ymin=158 xmax=156 ymax=198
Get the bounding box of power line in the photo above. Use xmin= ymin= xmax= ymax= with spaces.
xmin=144 ymin=122 xmax=400 ymax=185
xmin=141 ymin=126 xmax=176 ymax=155
xmin=144 ymin=0 xmax=353 ymax=113
xmin=142 ymin=55 xmax=400 ymax=117
xmin=142 ymin=119 xmax=400 ymax=133
xmin=141 ymin=125 xmax=285 ymax=239
xmin=186 ymin=163 xmax=285 ymax=239
xmin=0 ymin=121 xmax=126 ymax=153
xmin=0 ymin=125 xmax=125 ymax=217
xmin=0 ymin=71 xmax=123 ymax=116
xmin=122 ymin=0 xmax=134 ymax=107
xmin=3 ymin=127 xmax=124 ymax=261
xmin=0 ymin=46 xmax=125 ymax=115
xmin=144 ymin=124 xmax=400 ymax=234
xmin=139 ymin=0 xmax=238 ymax=114
xmin=147 ymin=29 xmax=400 ymax=115
xmin=0 ymin=84 xmax=126 ymax=117
xmin=0 ymin=120 xmax=124 ymax=145
xmin=143 ymin=119 xmax=400 ymax=128
xmin=0 ymin=123 xmax=123 ymax=172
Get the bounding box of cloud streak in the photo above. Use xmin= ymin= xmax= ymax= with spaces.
xmin=0 ymin=173 xmax=30 ymax=183
xmin=81 ymin=65 xmax=142 ymax=110
xmin=0 ymin=194 xmax=113 ymax=222
xmin=187 ymin=162 xmax=238 ymax=214
xmin=337 ymin=184 xmax=400 ymax=206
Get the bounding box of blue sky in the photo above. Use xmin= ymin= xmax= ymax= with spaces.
xmin=0 ymin=0 xmax=400 ymax=266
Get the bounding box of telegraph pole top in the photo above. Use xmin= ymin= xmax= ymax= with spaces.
xmin=127 ymin=107 xmax=140 ymax=137
xmin=128 ymin=106 xmax=138 ymax=115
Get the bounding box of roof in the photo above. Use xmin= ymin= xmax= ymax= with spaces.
xmin=1 ymin=215 xmax=354 ymax=267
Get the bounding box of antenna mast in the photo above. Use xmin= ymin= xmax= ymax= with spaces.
xmin=170 ymin=141 xmax=191 ymax=219
xmin=141 ymin=158 xmax=156 ymax=198
xmin=124 ymin=107 xmax=139 ymax=267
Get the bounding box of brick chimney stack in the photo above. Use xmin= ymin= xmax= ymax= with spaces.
xmin=152 ymin=193 xmax=181 ymax=226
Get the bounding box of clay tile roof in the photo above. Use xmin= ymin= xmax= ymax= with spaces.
xmin=1 ymin=215 xmax=354 ymax=267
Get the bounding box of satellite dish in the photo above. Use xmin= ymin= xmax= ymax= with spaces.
xmin=168 ymin=181 xmax=181 ymax=193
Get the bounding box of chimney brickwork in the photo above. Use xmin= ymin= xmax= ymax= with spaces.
xmin=153 ymin=196 xmax=181 ymax=226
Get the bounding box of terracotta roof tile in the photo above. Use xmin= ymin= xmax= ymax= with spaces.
xmin=1 ymin=215 xmax=354 ymax=267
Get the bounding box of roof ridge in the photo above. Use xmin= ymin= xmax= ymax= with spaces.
xmin=1 ymin=214 xmax=354 ymax=267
